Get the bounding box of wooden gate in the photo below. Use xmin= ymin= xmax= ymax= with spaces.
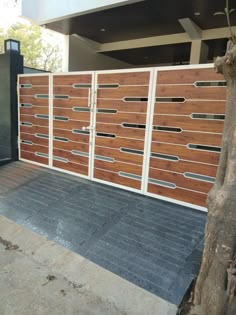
xmin=52 ymin=73 xmax=93 ymax=177
xmin=147 ymin=67 xmax=226 ymax=207
xmin=19 ymin=75 xmax=50 ymax=166
xmin=18 ymin=65 xmax=226 ymax=210
xmin=93 ymin=70 xmax=152 ymax=191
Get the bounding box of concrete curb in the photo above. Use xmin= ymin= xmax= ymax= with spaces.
xmin=0 ymin=215 xmax=177 ymax=315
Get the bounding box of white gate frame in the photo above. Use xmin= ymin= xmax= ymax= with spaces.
xmin=18 ymin=64 xmax=218 ymax=212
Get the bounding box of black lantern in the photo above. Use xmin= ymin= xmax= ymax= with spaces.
xmin=4 ymin=39 xmax=20 ymax=54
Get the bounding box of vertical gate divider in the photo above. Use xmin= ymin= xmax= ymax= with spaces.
xmin=141 ymin=68 xmax=158 ymax=194
xmin=89 ymin=71 xmax=97 ymax=180
xmin=17 ymin=75 xmax=21 ymax=160
xmin=48 ymin=73 xmax=53 ymax=168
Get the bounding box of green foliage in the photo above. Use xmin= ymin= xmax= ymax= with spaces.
xmin=0 ymin=22 xmax=63 ymax=72
xmin=214 ymin=0 xmax=236 ymax=39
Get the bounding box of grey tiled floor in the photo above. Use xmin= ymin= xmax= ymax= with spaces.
xmin=0 ymin=161 xmax=206 ymax=305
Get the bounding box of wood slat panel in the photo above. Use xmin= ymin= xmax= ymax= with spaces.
xmin=53 ymin=98 xmax=89 ymax=108
xmin=53 ymin=129 xmax=89 ymax=144
xmin=152 ymin=130 xmax=223 ymax=147
xmin=95 ymin=137 xmax=144 ymax=150
xmin=53 ymin=148 xmax=88 ymax=165
xmin=20 ymin=143 xmax=48 ymax=154
xmin=94 ymin=159 xmax=142 ymax=175
xmin=95 ymin=146 xmax=143 ymax=165
xmin=156 ymin=85 xmax=226 ymax=100
xmin=96 ymin=123 xmax=145 ymax=140
xmin=149 ymin=158 xmax=218 ymax=178
xmin=19 ymin=96 xmax=49 ymax=106
xmin=53 ymin=140 xmax=89 ymax=153
xmin=20 ymin=115 xmax=48 ymax=127
xmin=53 ymin=74 xmax=92 ymax=85
xmin=20 ymin=133 xmax=48 ymax=147
xmin=20 ymin=151 xmax=48 ymax=165
xmin=157 ymin=68 xmax=224 ymax=84
xmin=151 ymin=142 xmax=220 ymax=165
xmin=53 ymin=120 xmax=88 ymax=131
xmin=96 ymin=112 xmax=146 ymax=124
xmin=97 ymin=72 xmax=150 ymax=85
xmin=97 ymin=99 xmax=148 ymax=112
xmin=53 ymin=160 xmax=88 ymax=176
xmin=20 ymin=106 xmax=49 ymax=116
xmin=53 ymin=86 xmax=89 ymax=98
xmin=94 ymin=168 xmax=141 ymax=190
xmin=148 ymin=183 xmax=207 ymax=207
xmin=20 ymin=125 xmax=48 ymax=135
xmin=20 ymin=87 xmax=48 ymax=96
xmin=19 ymin=76 xmax=49 ymax=85
xmin=53 ymin=108 xmax=90 ymax=121
xmin=97 ymin=86 xmax=149 ymax=99
xmin=149 ymin=168 xmax=212 ymax=193
xmin=153 ymin=115 xmax=224 ymax=133
xmin=154 ymin=100 xmax=225 ymax=115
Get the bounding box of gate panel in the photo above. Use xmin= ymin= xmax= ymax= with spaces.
xmin=147 ymin=67 xmax=226 ymax=208
xmin=93 ymin=71 xmax=151 ymax=191
xmin=52 ymin=74 xmax=93 ymax=177
xmin=19 ymin=75 xmax=49 ymax=165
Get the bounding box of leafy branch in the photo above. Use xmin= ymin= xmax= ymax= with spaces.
xmin=214 ymin=0 xmax=236 ymax=43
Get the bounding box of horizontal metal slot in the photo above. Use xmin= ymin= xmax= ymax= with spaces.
xmin=153 ymin=126 xmax=182 ymax=132
xmin=35 ymin=133 xmax=49 ymax=139
xmin=54 ymin=116 xmax=69 ymax=121
xmin=156 ymin=97 xmax=185 ymax=103
xmin=53 ymin=156 xmax=68 ymax=163
xmin=35 ymin=114 xmax=49 ymax=119
xmin=95 ymin=155 xmax=114 ymax=163
xmin=71 ymin=150 xmax=89 ymax=157
xmin=54 ymin=95 xmax=69 ymax=99
xmin=96 ymin=132 xmax=116 ymax=138
xmin=72 ymin=129 xmax=90 ymax=135
xmin=184 ymin=172 xmax=215 ymax=183
xmin=35 ymin=152 xmax=48 ymax=158
xmin=122 ymin=123 xmax=146 ymax=129
xmin=119 ymin=172 xmax=142 ymax=181
xmin=191 ymin=113 xmax=225 ymax=120
xmin=195 ymin=81 xmax=227 ymax=87
xmin=149 ymin=178 xmax=176 ymax=189
xmin=73 ymin=107 xmax=90 ymax=112
xmin=188 ymin=144 xmax=221 ymax=152
xmin=97 ymin=109 xmax=117 ymax=113
xmin=124 ymin=97 xmax=148 ymax=102
xmin=73 ymin=84 xmax=91 ymax=88
xmin=20 ymin=84 xmax=32 ymax=88
xmin=35 ymin=94 xmax=49 ymax=99
xmin=120 ymin=148 xmax=144 ymax=155
xmin=21 ymin=140 xmax=32 ymax=145
xmin=98 ymin=84 xmax=119 ymax=88
xmin=20 ymin=103 xmax=32 ymax=108
xmin=21 ymin=122 xmax=32 ymax=126
xmin=54 ymin=136 xmax=69 ymax=142
xmin=151 ymin=152 xmax=179 ymax=161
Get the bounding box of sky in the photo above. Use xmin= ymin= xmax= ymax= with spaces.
xmin=0 ymin=0 xmax=22 ymax=28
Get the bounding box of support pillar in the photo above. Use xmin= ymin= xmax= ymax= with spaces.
xmin=0 ymin=40 xmax=23 ymax=164
xmin=190 ymin=40 xmax=209 ymax=64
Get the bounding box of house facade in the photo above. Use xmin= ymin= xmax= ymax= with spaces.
xmin=20 ymin=0 xmax=236 ymax=71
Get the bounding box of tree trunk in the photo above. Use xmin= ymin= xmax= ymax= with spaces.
xmin=192 ymin=39 xmax=236 ymax=315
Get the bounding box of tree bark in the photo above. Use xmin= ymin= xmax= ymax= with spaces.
xmin=192 ymin=39 xmax=236 ymax=315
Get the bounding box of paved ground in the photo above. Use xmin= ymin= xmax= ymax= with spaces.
xmin=0 ymin=215 xmax=177 ymax=315
xmin=0 ymin=161 xmax=206 ymax=305
xmin=0 ymin=241 xmax=124 ymax=315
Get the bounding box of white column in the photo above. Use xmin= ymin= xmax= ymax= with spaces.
xmin=190 ymin=40 xmax=209 ymax=64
